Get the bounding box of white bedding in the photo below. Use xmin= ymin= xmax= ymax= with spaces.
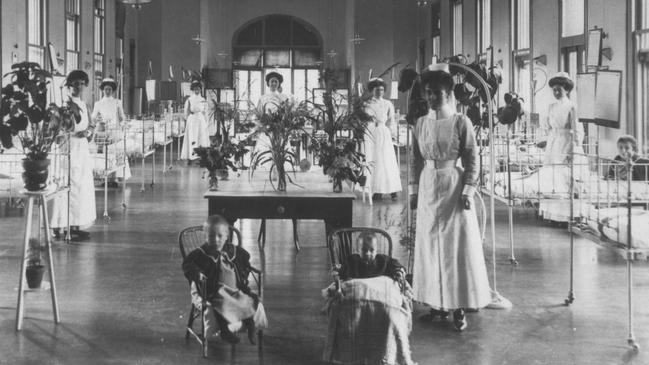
xmin=580 ymin=206 xmax=649 ymax=249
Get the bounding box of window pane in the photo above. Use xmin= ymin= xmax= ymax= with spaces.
xmin=67 ymin=51 xmax=79 ymax=72
xmin=28 ymin=0 xmax=42 ymax=45
xmin=249 ymin=71 xmax=263 ymax=107
xmin=293 ymin=49 xmax=321 ymax=67
xmin=28 ymin=46 xmax=45 ymax=65
xmin=306 ymin=69 xmax=320 ymax=93
xmin=293 ymin=20 xmax=319 ymax=46
xmin=562 ymin=0 xmax=584 ymax=37
xmin=453 ymin=2 xmax=463 ymax=54
xmin=237 ymin=20 xmax=263 ymax=46
xmin=235 ymin=70 xmax=249 ymax=110
xmin=234 ymin=49 xmax=262 ymax=67
xmin=293 ymin=69 xmax=306 ymax=102
xmin=263 ymin=49 xmax=290 ymax=67
xmin=265 ymin=16 xmax=291 ymax=46
xmin=515 ymin=0 xmax=530 ymax=49
xmin=481 ymin=0 xmax=491 ymax=52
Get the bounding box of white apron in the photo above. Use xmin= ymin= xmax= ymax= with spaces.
xmin=542 ymin=98 xmax=584 ymax=165
xmin=364 ymin=98 xmax=402 ymax=194
xmin=91 ymin=97 xmax=131 ymax=179
xmin=412 ymin=114 xmax=491 ymax=310
xmin=49 ymin=97 xmax=97 ymax=228
xmin=180 ymin=95 xmax=210 ymax=160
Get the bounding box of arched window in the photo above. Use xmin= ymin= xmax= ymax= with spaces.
xmin=233 ymin=15 xmax=323 ymax=108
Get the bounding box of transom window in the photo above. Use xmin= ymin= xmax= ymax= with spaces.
xmin=94 ymin=0 xmax=106 ymax=101
xmin=452 ymin=1 xmax=463 ymax=55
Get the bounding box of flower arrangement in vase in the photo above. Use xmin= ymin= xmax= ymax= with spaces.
xmin=249 ymin=99 xmax=311 ymax=191
xmin=308 ymin=70 xmax=372 ymax=192
xmin=194 ymin=135 xmax=249 ymax=191
xmin=0 ymin=62 xmax=80 ymax=191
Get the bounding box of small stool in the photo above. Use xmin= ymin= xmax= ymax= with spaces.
xmin=16 ymin=187 xmax=61 ymax=331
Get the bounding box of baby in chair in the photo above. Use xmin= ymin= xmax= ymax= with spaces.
xmin=182 ymin=215 xmax=266 ymax=344
xmin=339 ymin=232 xmax=406 ymax=282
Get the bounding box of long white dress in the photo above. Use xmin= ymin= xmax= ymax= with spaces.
xmin=256 ymin=91 xmax=289 ymax=152
xmin=91 ymin=96 xmax=131 ymax=179
xmin=49 ymin=97 xmax=97 ymax=229
xmin=411 ymin=111 xmax=491 ymax=310
xmin=180 ymin=94 xmax=210 ymax=160
xmin=542 ymin=97 xmax=584 ymax=165
xmin=364 ymin=97 xmax=402 ymax=194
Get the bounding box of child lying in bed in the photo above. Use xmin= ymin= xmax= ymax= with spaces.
xmin=182 ymin=215 xmax=266 ymax=344
xmin=339 ymin=232 xmax=406 ymax=282
xmin=606 ymin=135 xmax=649 ymax=181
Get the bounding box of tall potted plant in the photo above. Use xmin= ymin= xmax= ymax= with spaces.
xmin=0 ymin=62 xmax=78 ymax=190
xmin=249 ymin=99 xmax=311 ymax=191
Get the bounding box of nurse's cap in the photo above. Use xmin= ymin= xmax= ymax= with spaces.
xmin=99 ymin=77 xmax=118 ymax=90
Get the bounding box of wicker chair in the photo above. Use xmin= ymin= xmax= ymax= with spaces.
xmin=327 ymin=227 xmax=394 ymax=290
xmin=179 ymin=225 xmax=263 ymax=359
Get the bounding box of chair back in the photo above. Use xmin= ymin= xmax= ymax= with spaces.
xmin=327 ymin=227 xmax=392 ymax=270
xmin=178 ymin=225 xmax=243 ymax=260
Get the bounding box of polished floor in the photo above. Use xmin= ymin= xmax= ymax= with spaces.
xmin=1 ymin=150 xmax=648 ymax=365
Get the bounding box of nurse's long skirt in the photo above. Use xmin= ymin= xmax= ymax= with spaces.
xmin=49 ymin=136 xmax=97 ymax=229
xmin=412 ymin=164 xmax=491 ymax=310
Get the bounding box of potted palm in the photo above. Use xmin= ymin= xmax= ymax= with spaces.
xmin=249 ymin=99 xmax=311 ymax=191
xmin=25 ymin=238 xmax=45 ymax=289
xmin=0 ymin=62 xmax=78 ymax=190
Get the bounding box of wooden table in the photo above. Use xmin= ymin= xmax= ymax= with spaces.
xmin=204 ymin=172 xmax=355 ymax=252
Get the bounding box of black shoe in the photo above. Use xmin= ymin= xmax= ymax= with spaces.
xmin=52 ymin=228 xmax=61 ymax=240
xmin=390 ymin=192 xmax=398 ymax=201
xmin=453 ymin=309 xmax=467 ymax=331
xmin=372 ymin=193 xmax=383 ymax=200
xmin=244 ymin=318 xmax=257 ymax=345
xmin=219 ymin=328 xmax=240 ymax=344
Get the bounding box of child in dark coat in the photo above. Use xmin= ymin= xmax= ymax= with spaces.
xmin=182 ymin=215 xmax=266 ymax=344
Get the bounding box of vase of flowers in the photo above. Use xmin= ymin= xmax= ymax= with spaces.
xmin=194 ymin=136 xmax=248 ymax=191
xmin=250 ymin=100 xmax=311 ymax=192
xmin=0 ymin=62 xmax=79 ymax=191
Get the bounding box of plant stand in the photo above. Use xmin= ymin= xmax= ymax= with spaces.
xmin=15 ymin=188 xmax=61 ymax=331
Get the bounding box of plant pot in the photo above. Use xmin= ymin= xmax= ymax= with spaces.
xmin=333 ymin=177 xmax=343 ymax=193
xmin=26 ymin=265 xmax=45 ymax=289
xmin=22 ymin=159 xmax=50 ymax=191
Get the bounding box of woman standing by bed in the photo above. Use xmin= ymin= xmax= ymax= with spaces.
xmin=180 ymin=81 xmax=210 ymax=164
xmin=409 ymin=65 xmax=491 ymax=331
xmin=541 ymin=72 xmax=584 ymax=164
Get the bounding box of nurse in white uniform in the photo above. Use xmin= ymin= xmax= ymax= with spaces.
xmin=50 ymin=70 xmax=97 ymax=240
xmin=91 ymin=77 xmax=131 ymax=184
xmin=180 ymin=81 xmax=210 ymax=163
xmin=364 ymin=78 xmax=402 ymax=200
